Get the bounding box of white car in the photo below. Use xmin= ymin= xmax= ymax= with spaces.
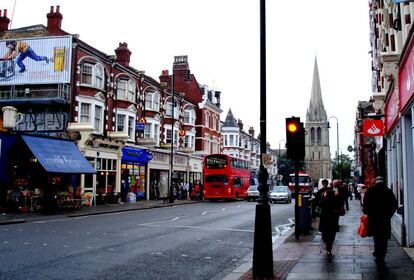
xmin=246 ymin=185 xmax=260 ymax=201
xmin=269 ymin=185 xmax=292 ymax=203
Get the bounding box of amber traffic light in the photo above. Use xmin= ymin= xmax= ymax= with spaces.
xmin=285 ymin=117 xmax=305 ymax=160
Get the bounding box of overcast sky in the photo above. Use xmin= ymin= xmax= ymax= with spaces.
xmin=4 ymin=0 xmax=372 ymax=158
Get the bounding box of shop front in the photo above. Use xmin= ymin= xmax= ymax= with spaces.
xmin=148 ymin=150 xmax=170 ymax=200
xmin=0 ymin=133 xmax=96 ymax=213
xmin=391 ymin=34 xmax=414 ymax=246
xmin=121 ymin=146 xmax=152 ymax=202
xmin=188 ymin=155 xmax=203 ymax=186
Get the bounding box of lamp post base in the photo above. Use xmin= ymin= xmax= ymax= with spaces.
xmin=252 ymin=203 xmax=274 ymax=278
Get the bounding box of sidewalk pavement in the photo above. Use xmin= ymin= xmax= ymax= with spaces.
xmin=0 ymin=199 xmax=197 ymax=225
xmin=230 ymin=199 xmax=414 ymax=280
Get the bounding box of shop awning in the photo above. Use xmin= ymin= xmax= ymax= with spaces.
xmin=122 ymin=146 xmax=153 ymax=164
xmin=21 ymin=135 xmax=96 ymax=174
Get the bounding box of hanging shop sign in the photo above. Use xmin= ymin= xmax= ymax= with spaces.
xmin=363 ymin=119 xmax=384 ymax=137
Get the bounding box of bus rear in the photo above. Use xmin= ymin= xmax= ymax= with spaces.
xmin=203 ymin=154 xmax=250 ymax=200
xmin=288 ymin=172 xmax=312 ymax=197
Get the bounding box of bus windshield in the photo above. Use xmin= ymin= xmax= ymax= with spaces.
xmin=289 ymin=176 xmax=311 ymax=184
xmin=205 ymin=175 xmax=228 ymax=183
xmin=205 ymin=155 xmax=228 ymax=169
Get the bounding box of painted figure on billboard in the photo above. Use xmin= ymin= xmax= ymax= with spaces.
xmin=1 ymin=40 xmax=49 ymax=73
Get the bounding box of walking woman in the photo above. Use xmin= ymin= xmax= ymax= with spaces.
xmin=318 ymin=179 xmax=343 ymax=259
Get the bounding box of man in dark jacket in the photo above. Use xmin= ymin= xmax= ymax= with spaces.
xmin=363 ymin=176 xmax=398 ymax=261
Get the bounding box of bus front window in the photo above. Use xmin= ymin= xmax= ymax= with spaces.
xmin=205 ymin=175 xmax=228 ymax=183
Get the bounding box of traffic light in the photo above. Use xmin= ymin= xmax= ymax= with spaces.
xmin=285 ymin=117 xmax=305 ymax=160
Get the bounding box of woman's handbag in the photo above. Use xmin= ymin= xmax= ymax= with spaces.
xmin=339 ymin=203 xmax=346 ymax=216
xmin=357 ymin=214 xmax=368 ymax=238
xmin=314 ymin=206 xmax=322 ymax=217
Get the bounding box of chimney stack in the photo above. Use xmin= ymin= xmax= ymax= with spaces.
xmin=249 ymin=126 xmax=255 ymax=137
xmin=47 ymin=5 xmax=63 ymax=35
xmin=237 ymin=119 xmax=244 ymax=131
xmin=159 ymin=70 xmax=171 ymax=88
xmin=115 ymin=42 xmax=132 ymax=67
xmin=0 ymin=9 xmax=10 ymax=32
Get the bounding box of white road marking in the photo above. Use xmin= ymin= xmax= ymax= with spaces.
xmin=205 ymin=257 xmax=211 ymax=259
xmin=232 ymin=259 xmax=238 ymax=262
xmin=108 ymin=248 xmax=114 ymax=251
xmin=3 ymin=241 xmax=8 ymax=244
xmin=201 ymin=211 xmax=208 ymax=215
xmin=181 ymin=254 xmax=188 ymax=257
xmin=24 ymin=242 xmax=29 ymax=245
xmin=156 ymin=252 xmax=162 ymax=255
xmin=64 ymin=245 xmax=68 ymax=248
xmin=138 ymin=223 xmax=254 ymax=233
xmin=43 ymin=243 xmax=47 ymax=246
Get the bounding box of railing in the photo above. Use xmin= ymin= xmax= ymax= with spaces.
xmin=0 ymin=84 xmax=70 ymax=103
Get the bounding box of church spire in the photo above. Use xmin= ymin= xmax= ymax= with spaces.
xmin=306 ymin=57 xmax=327 ymax=122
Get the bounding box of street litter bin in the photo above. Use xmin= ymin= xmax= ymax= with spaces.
xmin=298 ymin=194 xmax=312 ymax=233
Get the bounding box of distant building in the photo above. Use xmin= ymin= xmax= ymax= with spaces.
xmin=304 ymin=58 xmax=331 ymax=183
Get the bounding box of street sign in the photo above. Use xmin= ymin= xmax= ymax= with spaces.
xmin=136 ymin=122 xmax=145 ymax=131
xmin=262 ymin=153 xmax=273 ymax=166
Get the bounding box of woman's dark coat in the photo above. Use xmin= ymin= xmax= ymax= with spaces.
xmin=363 ymin=184 xmax=397 ymax=237
xmin=318 ymin=188 xmax=342 ymax=233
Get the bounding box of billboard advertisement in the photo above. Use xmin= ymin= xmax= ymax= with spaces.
xmin=0 ymin=36 xmax=72 ymax=85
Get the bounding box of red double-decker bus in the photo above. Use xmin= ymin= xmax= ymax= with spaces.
xmin=203 ymin=154 xmax=251 ymax=200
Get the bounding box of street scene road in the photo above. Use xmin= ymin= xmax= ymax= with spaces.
xmin=0 ymin=201 xmax=294 ymax=280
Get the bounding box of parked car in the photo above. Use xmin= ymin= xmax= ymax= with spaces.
xmin=246 ymin=185 xmax=260 ymax=201
xmin=269 ymin=185 xmax=291 ymax=203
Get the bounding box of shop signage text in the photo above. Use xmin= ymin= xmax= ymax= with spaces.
xmin=399 ymin=39 xmax=414 ymax=111
xmin=15 ymin=112 xmax=67 ymax=132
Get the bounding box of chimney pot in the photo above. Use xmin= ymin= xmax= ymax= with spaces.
xmin=4 ymin=9 xmax=7 ymax=17
xmin=56 ymin=5 xmax=60 ymax=13
xmin=50 ymin=6 xmax=54 ymax=13
xmin=0 ymin=9 xmax=10 ymax=32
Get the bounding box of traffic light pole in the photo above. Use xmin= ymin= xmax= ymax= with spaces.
xmin=252 ymin=0 xmax=273 ymax=278
xmin=294 ymin=159 xmax=300 ymax=240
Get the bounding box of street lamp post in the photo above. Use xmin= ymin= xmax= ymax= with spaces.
xmin=328 ymin=116 xmax=339 ymax=178
xmin=252 ymin=0 xmax=273 ymax=277
xmin=278 ymin=139 xmax=286 ymax=184
xmin=169 ymin=65 xmax=175 ymax=203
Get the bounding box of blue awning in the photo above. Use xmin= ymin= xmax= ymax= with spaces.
xmin=21 ymin=135 xmax=96 ymax=174
xmin=122 ymin=146 xmax=153 ymax=164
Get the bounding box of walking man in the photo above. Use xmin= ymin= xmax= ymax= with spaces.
xmin=363 ymin=176 xmax=397 ymax=261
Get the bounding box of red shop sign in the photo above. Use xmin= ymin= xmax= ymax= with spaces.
xmin=363 ymin=120 xmax=384 ymax=137
xmin=385 ymin=87 xmax=398 ymax=134
xmin=399 ymin=38 xmax=414 ymax=111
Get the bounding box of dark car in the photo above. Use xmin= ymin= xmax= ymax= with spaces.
xmin=269 ymin=185 xmax=291 ymax=203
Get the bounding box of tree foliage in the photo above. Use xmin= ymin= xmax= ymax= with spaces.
xmin=332 ymin=154 xmax=352 ymax=183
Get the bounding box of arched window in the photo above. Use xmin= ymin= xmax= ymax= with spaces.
xmin=117 ymin=78 xmax=136 ymax=102
xmin=184 ymin=108 xmax=195 ymax=125
xmin=311 ymin=127 xmax=316 ymax=145
xmin=145 ymin=91 xmax=160 ymax=111
xmin=317 ymin=127 xmax=322 ymax=145
xmin=81 ymin=63 xmax=105 ymax=90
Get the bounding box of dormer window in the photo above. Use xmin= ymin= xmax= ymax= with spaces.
xmin=81 ymin=63 xmax=104 ymax=90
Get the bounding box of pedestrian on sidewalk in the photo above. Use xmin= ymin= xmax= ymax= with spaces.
xmin=317 ymin=179 xmax=343 ymax=259
xmin=363 ymin=176 xmax=397 ymax=261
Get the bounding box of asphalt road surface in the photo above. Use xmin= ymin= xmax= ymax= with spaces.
xmin=0 ymin=200 xmax=294 ymax=280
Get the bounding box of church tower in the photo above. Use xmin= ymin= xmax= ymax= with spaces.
xmin=305 ymin=58 xmax=331 ymax=184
